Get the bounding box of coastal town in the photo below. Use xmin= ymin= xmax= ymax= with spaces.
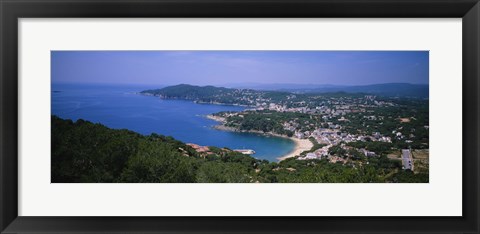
xmin=142 ymin=84 xmax=429 ymax=174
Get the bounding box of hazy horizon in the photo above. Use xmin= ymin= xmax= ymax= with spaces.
xmin=52 ymin=51 xmax=429 ymax=86
xmin=51 ymin=81 xmax=429 ymax=87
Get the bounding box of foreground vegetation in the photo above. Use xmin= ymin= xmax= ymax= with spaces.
xmin=52 ymin=116 xmax=428 ymax=183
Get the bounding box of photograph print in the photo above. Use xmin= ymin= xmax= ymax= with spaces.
xmin=51 ymin=51 xmax=429 ymax=183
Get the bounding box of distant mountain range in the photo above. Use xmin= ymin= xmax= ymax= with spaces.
xmin=224 ymin=83 xmax=428 ymax=98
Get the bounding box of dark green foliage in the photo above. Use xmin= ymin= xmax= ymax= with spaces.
xmin=265 ymin=159 xmax=381 ymax=183
xmin=368 ymin=155 xmax=398 ymax=168
xmin=196 ymin=162 xmax=251 ymax=183
xmin=142 ymin=84 xmax=231 ymax=100
xmin=391 ymin=170 xmax=429 ymax=183
xmin=119 ymin=140 xmax=196 ymax=183
xmin=51 ymin=116 xmax=256 ymax=183
xmin=141 ymin=84 xmax=265 ymax=105
xmin=346 ymin=141 xmax=393 ymax=155
xmin=336 ymin=98 xmax=429 ymax=149
xmin=223 ymin=110 xmax=319 ymax=134
xmin=52 ymin=117 xmax=140 ymax=182
xmin=328 ymin=145 xmax=347 ymax=157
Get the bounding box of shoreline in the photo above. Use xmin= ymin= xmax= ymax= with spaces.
xmin=205 ymin=114 xmax=313 ymax=161
xmin=277 ymin=137 xmax=314 ymax=161
xmin=139 ymin=93 xmax=255 ymax=108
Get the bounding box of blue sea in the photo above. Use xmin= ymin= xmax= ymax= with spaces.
xmin=51 ymin=83 xmax=295 ymax=161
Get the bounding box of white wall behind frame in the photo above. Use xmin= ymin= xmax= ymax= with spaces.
xmin=19 ymin=18 xmax=462 ymax=216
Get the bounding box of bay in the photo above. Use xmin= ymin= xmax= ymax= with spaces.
xmin=51 ymin=83 xmax=295 ymax=161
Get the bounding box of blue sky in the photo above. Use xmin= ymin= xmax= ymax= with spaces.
xmin=51 ymin=51 xmax=428 ymax=86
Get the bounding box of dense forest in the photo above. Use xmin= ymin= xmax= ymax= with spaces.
xmin=52 ymin=116 xmax=428 ymax=183
xmin=141 ymin=84 xmax=232 ymax=100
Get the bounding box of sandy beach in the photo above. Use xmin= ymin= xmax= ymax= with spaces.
xmin=277 ymin=137 xmax=314 ymax=161
xmin=205 ymin=114 xmax=314 ymax=161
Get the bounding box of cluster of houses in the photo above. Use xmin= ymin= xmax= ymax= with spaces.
xmin=211 ymin=94 xmax=414 ymax=164
xmin=286 ymin=125 xmax=389 ymax=161
xmin=289 ymin=125 xmax=391 ymax=145
xmin=186 ymin=143 xmax=212 ymax=154
xmin=253 ymin=96 xmax=400 ymax=139
xmin=298 ymin=144 xmax=332 ymax=161
xmin=252 ymin=95 xmax=397 ymax=116
xmin=264 ymin=98 xmax=398 ymax=162
xmin=297 ymin=142 xmax=377 ymax=162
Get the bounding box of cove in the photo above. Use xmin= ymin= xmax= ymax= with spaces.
xmin=51 ymin=83 xmax=295 ymax=161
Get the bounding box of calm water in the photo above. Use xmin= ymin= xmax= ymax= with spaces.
xmin=51 ymin=83 xmax=295 ymax=161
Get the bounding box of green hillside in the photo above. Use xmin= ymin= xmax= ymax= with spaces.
xmin=141 ymin=84 xmax=232 ymax=100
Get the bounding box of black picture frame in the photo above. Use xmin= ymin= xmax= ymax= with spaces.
xmin=1 ymin=0 xmax=479 ymax=233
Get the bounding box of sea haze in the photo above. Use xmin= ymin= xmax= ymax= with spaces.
xmin=51 ymin=83 xmax=295 ymax=161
